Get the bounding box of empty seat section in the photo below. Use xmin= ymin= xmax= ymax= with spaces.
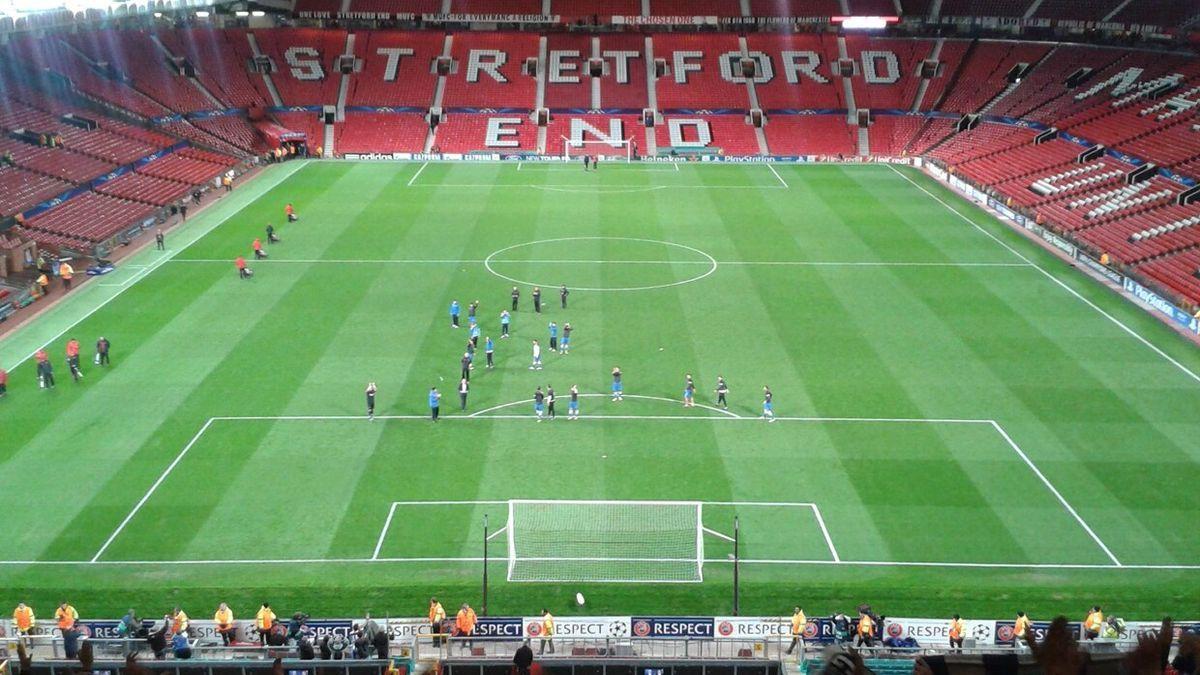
xmin=598 ymin=34 xmax=649 ymax=110
xmin=161 ymin=119 xmax=257 ymax=157
xmin=656 ymin=114 xmax=760 ymax=155
xmin=937 ymin=0 xmax=1032 ymax=16
xmin=433 ymin=113 xmax=537 ymax=153
xmin=845 ymin=37 xmax=934 ymax=111
xmin=545 ymin=35 xmax=594 ymax=110
xmin=253 ymin=28 xmax=347 ymax=106
xmin=848 ymin=0 xmax=899 ymax=12
xmin=654 ymin=0 xmax=743 ymax=15
xmin=763 ymin=115 xmax=856 ymax=156
xmin=746 ymin=33 xmax=843 ymax=111
xmin=1112 ymin=0 xmax=1198 ymax=29
xmin=136 ymin=153 xmax=229 ymax=183
xmin=0 ymin=167 xmax=72 ymax=216
xmin=917 ymin=40 xmax=969 ymax=111
xmin=349 ymin=0 xmax=441 ymax=12
xmin=747 ymin=0 xmax=839 ymax=16
xmin=441 ymin=32 xmax=539 ymax=109
xmin=24 ymin=192 xmax=156 ymax=244
xmin=1032 ymin=0 xmax=1125 ymax=20
xmin=867 ymin=115 xmax=924 ymax=156
xmin=294 ymin=0 xmax=341 ymax=12
xmin=653 ymin=34 xmax=748 ymax=110
xmin=554 ymin=0 xmax=642 ymax=23
xmin=349 ymin=31 xmax=442 ymax=107
xmin=63 ymin=30 xmax=213 ymax=113
xmin=938 ymin=41 xmax=1051 ymax=114
xmin=96 ymin=171 xmax=191 ymax=206
xmin=160 ymin=29 xmax=270 ymax=108
xmin=0 ymin=137 xmax=118 ymax=184
xmin=191 ymin=116 xmax=269 ymax=154
xmin=927 ymin=122 xmax=1035 ymax=165
xmin=336 ymin=113 xmax=429 ymax=154
xmin=222 ymin=29 xmax=279 ymax=104
xmin=450 ymin=0 xmax=542 ymax=11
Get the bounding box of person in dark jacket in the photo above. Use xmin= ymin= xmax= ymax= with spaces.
xmin=514 ymin=642 xmax=534 ymax=675
xmin=147 ymin=621 xmax=169 ymax=659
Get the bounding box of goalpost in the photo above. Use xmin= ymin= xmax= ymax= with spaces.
xmin=505 ymin=499 xmax=731 ymax=583
xmin=562 ymin=137 xmax=634 ymax=162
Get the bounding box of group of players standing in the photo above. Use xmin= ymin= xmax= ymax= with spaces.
xmin=359 ymin=280 xmax=778 ymax=422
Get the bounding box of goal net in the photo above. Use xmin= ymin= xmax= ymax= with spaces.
xmin=506 ymin=500 xmax=704 ymax=583
xmin=562 ymin=138 xmax=633 ymax=162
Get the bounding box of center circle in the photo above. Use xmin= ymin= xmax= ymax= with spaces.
xmin=483 ymin=236 xmax=718 ymax=292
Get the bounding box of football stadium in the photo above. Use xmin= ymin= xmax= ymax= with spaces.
xmin=1 ymin=1 xmax=1200 ymax=673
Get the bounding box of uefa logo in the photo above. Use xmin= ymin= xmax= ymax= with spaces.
xmin=886 ymin=623 xmax=904 ymax=638
xmin=802 ymin=623 xmax=819 ymax=639
xmin=717 ymin=621 xmax=734 ymax=637
xmin=997 ymin=625 xmax=1014 ymax=642
xmin=632 ymin=620 xmax=652 ymax=637
xmin=526 ymin=622 xmax=542 ymax=637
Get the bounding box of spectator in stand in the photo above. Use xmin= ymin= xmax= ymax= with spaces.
xmin=12 ymin=602 xmax=34 ymax=637
xmin=1084 ymin=606 xmax=1103 ymax=640
xmin=59 ymin=260 xmax=74 ymax=291
xmin=514 ymin=641 xmax=534 ymax=675
xmin=455 ymin=603 xmax=477 ymax=652
xmin=0 ymin=367 xmax=8 ymax=398
xmin=256 ymin=603 xmax=276 ymax=646
xmin=214 ymin=603 xmax=235 ymax=645
xmin=96 ymin=337 xmax=111 ymax=366
xmin=172 ymin=631 xmax=192 ymax=659
xmin=119 ymin=608 xmax=141 ymax=638
xmin=429 ymin=597 xmax=446 ymax=646
xmin=786 ymin=606 xmax=806 ymax=655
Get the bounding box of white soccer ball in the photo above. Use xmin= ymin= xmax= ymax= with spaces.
xmin=575 ymin=593 xmax=586 ymax=606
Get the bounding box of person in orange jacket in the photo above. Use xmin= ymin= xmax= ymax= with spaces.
xmin=12 ymin=602 xmax=35 ymax=637
xmin=949 ymin=614 xmax=965 ymax=652
xmin=65 ymin=338 xmax=83 ymax=382
xmin=55 ymin=602 xmax=78 ymax=631
xmin=253 ymin=238 xmax=267 ymax=260
xmin=455 ymin=603 xmax=477 ymax=652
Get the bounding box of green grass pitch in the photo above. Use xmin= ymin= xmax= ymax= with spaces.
xmin=2 ymin=160 xmax=1200 ymax=621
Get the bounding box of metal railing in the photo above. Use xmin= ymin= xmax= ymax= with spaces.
xmin=418 ymin=636 xmax=798 ymax=662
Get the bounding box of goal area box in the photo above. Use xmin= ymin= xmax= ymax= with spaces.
xmin=505 ymin=500 xmax=706 ymax=583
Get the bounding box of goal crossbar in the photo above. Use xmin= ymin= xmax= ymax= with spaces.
xmin=562 ymin=137 xmax=633 ymax=162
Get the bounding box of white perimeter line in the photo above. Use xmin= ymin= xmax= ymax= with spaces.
xmin=888 ymin=164 xmax=1200 ymax=386
xmin=90 ymin=418 xmax=216 ymax=562
xmin=989 ymin=420 xmax=1121 ymax=566
xmin=810 ymin=505 xmax=841 ymax=562
xmin=2 ymin=161 xmax=309 ymax=374
xmin=371 ymin=502 xmax=399 ymax=560
xmin=768 ymin=163 xmax=789 ymax=188
xmin=167 ymin=258 xmax=1029 ymax=268
xmin=408 ymin=184 xmax=786 ymax=190
xmin=206 ymin=414 xmax=995 ymax=423
xmin=468 ymin=393 xmax=741 ymax=418
xmin=8 ymin=558 xmax=1200 ymax=570
xmin=407 ymin=161 xmax=429 ymax=187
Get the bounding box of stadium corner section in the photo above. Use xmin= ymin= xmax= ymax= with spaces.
xmin=0 ymin=160 xmax=313 ymax=376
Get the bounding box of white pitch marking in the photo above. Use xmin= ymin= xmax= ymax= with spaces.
xmin=810 ymin=504 xmax=840 ymax=562
xmin=467 ymin=393 xmax=741 ymax=418
xmin=407 ymin=161 xmax=429 ymax=187
xmin=888 ymin=164 xmax=1200 ymax=387
xmin=371 ymin=502 xmax=399 ymax=560
xmin=768 ymin=163 xmax=789 ymax=188
xmin=410 ymin=183 xmax=786 ymax=190
xmin=168 ymin=258 xmax=1030 ymax=268
xmin=989 ymin=420 xmax=1121 ymax=566
xmin=90 ymin=417 xmax=217 ymax=562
